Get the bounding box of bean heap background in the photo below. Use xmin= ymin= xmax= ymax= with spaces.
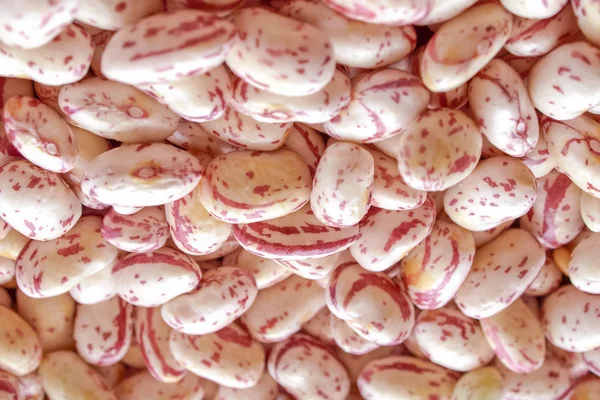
xmin=0 ymin=0 xmax=600 ymax=399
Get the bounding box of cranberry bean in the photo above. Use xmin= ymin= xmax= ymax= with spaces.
xmin=0 ymin=0 xmax=78 ymax=49
xmin=70 ymin=264 xmax=117 ymax=305
xmin=191 ymin=232 xmax=240 ymax=261
xmin=139 ymin=65 xmax=231 ymax=123
xmin=116 ymin=371 xmax=206 ymax=400
xmin=175 ymin=0 xmax=246 ymax=15
xmin=518 ymin=133 xmax=557 ymax=178
xmin=358 ymin=356 xmax=457 ymax=400
xmin=0 ymin=371 xmax=22 ymax=400
xmin=16 ymin=291 xmax=74 ymax=353
xmin=330 ymin=313 xmax=380 ymax=355
xmin=82 ymin=143 xmax=203 ymax=207
xmin=350 ymin=197 xmax=435 ymax=272
xmin=111 ymin=206 xmax=143 ymax=216
xmin=281 ymin=0 xmax=415 ymax=69
xmin=336 ymin=344 xmax=406 ymax=384
xmin=321 ymin=0 xmax=431 ymax=26
xmin=469 ymin=59 xmax=539 ymax=157
xmin=529 ymin=42 xmax=600 ymax=120
xmin=415 ymin=306 xmax=494 ymax=372
xmin=302 ymin=308 xmax=335 ymax=345
xmin=167 ymin=120 xmax=238 ymax=156
xmin=268 ymin=334 xmax=350 ymax=400
xmin=276 ymin=253 xmax=340 ymax=280
xmin=444 ymin=156 xmax=537 ymax=231
xmin=520 ymin=170 xmax=584 ymax=249
xmin=16 ymin=215 xmax=118 ymax=298
xmin=161 ymin=266 xmax=257 ymax=335
xmin=501 ymin=52 xmax=544 ymax=81
xmin=200 ymin=108 xmax=292 ymax=151
xmin=581 ymin=192 xmax=600 ymax=232
xmin=471 ymin=219 xmax=514 ymax=248
xmin=0 ymin=159 xmax=81 ymax=240
xmin=76 ymin=0 xmax=164 ymax=31
xmin=495 ymin=356 xmax=573 ymax=400
xmin=0 ymin=306 xmax=41 ymax=376
xmin=505 ymin=4 xmax=579 ymax=57
xmin=398 ymin=108 xmax=482 ymax=191
xmin=134 ymin=306 xmax=186 ymax=383
xmin=242 ymin=274 xmax=325 ymax=343
xmin=111 ymin=247 xmax=201 ymax=307
xmin=569 ymin=378 xmax=600 ymax=399
xmin=94 ymin=363 xmax=126 ymax=388
xmin=16 ymin=371 xmax=43 ymax=400
xmin=525 ymin=253 xmax=563 ymax=296
xmin=480 ymin=299 xmax=545 ymax=373
xmin=227 ymin=7 xmax=335 ymax=97
xmin=169 ymin=323 xmax=265 ymax=388
xmin=326 ymin=262 xmax=415 ymax=346
xmin=500 ymin=0 xmax=569 ymax=19
xmin=454 ymin=229 xmax=546 ymax=318
xmin=201 ymin=149 xmax=310 ymax=223
xmin=281 ymin=124 xmax=325 ymax=178
xmin=3 ymin=95 xmax=78 ymax=173
xmin=583 ymin=348 xmax=600 ymax=376
xmin=420 ymin=3 xmax=512 ymax=92
xmin=450 ymin=367 xmax=504 ymax=400
xmin=234 ymin=203 xmax=359 ymax=260
xmin=39 ymin=351 xmax=117 ymax=400
xmin=216 ymin=372 xmax=278 ymax=400
xmin=568 ymin=233 xmax=600 ymax=293
xmin=33 ymin=82 xmax=72 ymax=122
xmin=222 ymin=248 xmax=291 ymax=289
xmin=0 ymin=230 xmax=29 ymax=261
xmin=0 ymin=257 xmax=15 ymax=285
xmin=548 ymin=342 xmax=590 ymax=379
xmin=572 ymin=0 xmax=600 ymax=47
xmin=121 ymin=339 xmax=146 ymax=369
xmin=230 ymin=68 xmax=351 ymax=124
xmin=89 ymin=30 xmax=113 ymax=79
xmin=73 ymin=297 xmax=133 ymax=366
xmin=101 ymin=207 xmax=169 ymax=253
xmin=0 ymin=78 xmax=34 ymax=109
xmin=0 ymin=24 xmax=93 ymax=85
xmin=323 ymin=69 xmax=430 ymax=143
xmin=401 ymin=220 xmax=475 ymax=310
xmin=59 ymin=77 xmax=180 ymax=143
xmin=311 ymin=142 xmax=373 ymax=227
xmin=543 ymin=284 xmax=600 ymax=351
xmin=102 ymin=9 xmax=236 ymax=85
xmin=543 ymin=114 xmax=600 ymax=198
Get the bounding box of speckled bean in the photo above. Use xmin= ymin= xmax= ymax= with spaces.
xmin=529 ymin=42 xmax=600 ymax=120
xmin=222 ymin=248 xmax=291 ymax=289
xmin=169 ymin=323 xmax=265 ymax=388
xmin=116 ymin=370 xmax=205 ymax=400
xmin=70 ymin=265 xmax=117 ymax=305
xmin=82 ymin=143 xmax=203 ymax=207
xmin=59 ymin=77 xmax=180 ymax=143
xmin=323 ymin=69 xmax=430 ymax=143
xmin=276 ymin=253 xmax=340 ymax=280
xmin=326 ymin=262 xmax=415 ymax=346
xmin=281 ymin=124 xmax=325 ymax=178
xmin=0 ymin=24 xmax=93 ymax=85
xmin=174 ymin=0 xmax=245 ymax=15
xmin=0 ymin=257 xmax=15 ymax=285
xmin=76 ymin=0 xmax=164 ymax=31
xmin=469 ymin=59 xmax=539 ymax=157
xmin=581 ymin=192 xmax=600 ymax=232
xmin=101 ymin=207 xmax=169 ymax=253
xmin=73 ymin=297 xmax=133 ymax=366
xmin=111 ymin=247 xmax=201 ymax=307
xmin=420 ymin=3 xmax=512 ymax=92
xmin=139 ymin=64 xmax=231 ymax=123
xmin=500 ymin=0 xmax=569 ymax=19
xmin=450 ymin=367 xmax=504 ymax=400
xmin=16 ymin=291 xmax=74 ymax=353
xmin=330 ymin=313 xmax=380 ymax=355
xmin=216 ymin=372 xmax=278 ymax=400
xmin=525 ymin=253 xmax=563 ymax=296
xmin=444 ymin=156 xmax=537 ymax=231
xmin=16 ymin=215 xmax=118 ymax=298
xmin=357 ymin=356 xmax=457 ymax=400
xmin=572 ymin=0 xmax=600 ymax=47
xmin=568 ymin=232 xmax=600 ymax=293
xmin=350 ymin=196 xmax=435 ymax=272
xmin=0 ymin=230 xmax=29 ymax=261
xmin=134 ymin=306 xmax=186 ymax=383
xmin=242 ymin=274 xmax=325 ymax=343
xmin=301 ymin=308 xmax=335 ymax=345
xmin=480 ymin=299 xmax=546 ymax=373
xmin=401 ymin=220 xmax=475 ymax=310
xmin=39 ymin=351 xmax=117 ymax=400
xmin=102 ymin=9 xmax=236 ymax=85
xmin=226 ymin=7 xmax=335 ymax=97
xmin=167 ymin=120 xmax=238 ymax=156
xmin=0 ymin=306 xmax=41 ymax=376
xmin=454 ymin=228 xmax=546 ymax=319
xmin=414 ymin=306 xmax=494 ymax=372
xmin=0 ymin=159 xmax=81 ymax=240
xmin=16 ymin=370 xmax=43 ymax=400
xmin=201 ymin=149 xmax=311 ymax=223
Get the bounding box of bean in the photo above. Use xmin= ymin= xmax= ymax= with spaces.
xmin=76 ymin=0 xmax=164 ymax=31
xmin=0 ymin=306 xmax=41 ymax=376
xmin=568 ymin=232 xmax=600 ymax=293
xmin=0 ymin=257 xmax=15 ymax=285
xmin=302 ymin=308 xmax=335 ymax=345
xmin=500 ymin=0 xmax=569 ymax=19
xmin=102 ymin=9 xmax=236 ymax=85
xmin=169 ymin=323 xmax=265 ymax=388
xmin=70 ymin=264 xmax=117 ymax=305
xmin=581 ymin=191 xmax=600 ymax=232
xmin=174 ymin=0 xmax=245 ymax=16
xmin=94 ymin=363 xmax=126 ymax=388
xmin=222 ymin=248 xmax=292 ymax=289
xmin=116 ymin=370 xmax=206 ymax=400
xmin=471 ymin=219 xmax=515 ymax=248
xmin=450 ymin=367 xmax=504 ymax=400
xmin=525 ymin=253 xmax=563 ymax=296
xmin=111 ymin=247 xmax=201 ymax=307
xmin=161 ymin=266 xmax=257 ymax=335
xmin=59 ymin=77 xmax=180 ymax=143
xmin=330 ymin=312 xmax=380 ymax=355
xmin=16 ymin=215 xmax=118 ymax=298
xmin=16 ymin=371 xmax=43 ymax=400
xmin=401 ymin=220 xmax=475 ymax=310
xmin=226 ymin=7 xmax=335 ymax=97
xmin=281 ymin=124 xmax=325 ymax=178
xmin=216 ymin=372 xmax=278 ymax=400
xmin=398 ymin=108 xmax=482 ymax=191
xmin=572 ymin=0 xmax=600 ymax=47
xmin=167 ymin=120 xmax=238 ymax=156
xmin=321 ymin=0 xmax=434 ymax=26
xmin=102 ymin=206 xmax=169 ymax=253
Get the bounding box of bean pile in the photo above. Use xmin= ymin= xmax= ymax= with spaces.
xmin=0 ymin=0 xmax=600 ymax=399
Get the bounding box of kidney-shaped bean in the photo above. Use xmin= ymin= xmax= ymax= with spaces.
xmin=525 ymin=253 xmax=563 ymax=296
xmin=569 ymin=233 xmax=600 ymax=294
xmin=450 ymin=367 xmax=504 ymax=400
xmin=330 ymin=313 xmax=380 ymax=355
xmin=76 ymin=0 xmax=164 ymax=30
xmin=116 ymin=370 xmax=205 ymax=400
xmin=0 ymin=306 xmax=41 ymax=376
xmin=101 ymin=207 xmax=169 ymax=253
xmin=500 ymin=0 xmax=568 ymax=19
xmin=222 ymin=248 xmax=291 ymax=289
xmin=70 ymin=265 xmax=117 ymax=305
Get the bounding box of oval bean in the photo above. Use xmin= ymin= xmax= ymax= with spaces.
xmin=0 ymin=306 xmax=41 ymax=376
xmin=102 ymin=207 xmax=169 ymax=253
